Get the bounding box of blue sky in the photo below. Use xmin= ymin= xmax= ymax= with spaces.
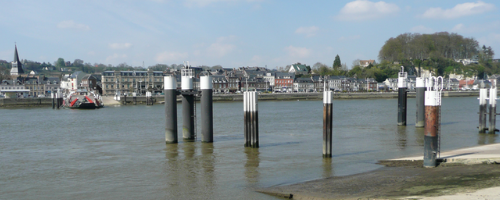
xmin=1 ymin=0 xmax=499 ymax=69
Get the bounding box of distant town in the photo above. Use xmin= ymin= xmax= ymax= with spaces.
xmin=1 ymin=33 xmax=500 ymax=98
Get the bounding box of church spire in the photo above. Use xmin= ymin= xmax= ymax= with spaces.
xmin=14 ymin=44 xmax=21 ymax=64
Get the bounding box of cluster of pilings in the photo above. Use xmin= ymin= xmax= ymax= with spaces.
xmin=164 ymin=72 xmax=214 ymax=144
xmin=244 ymin=91 xmax=259 ymax=148
xmin=52 ymin=89 xmax=63 ymax=109
xmin=478 ymin=82 xmax=499 ymax=133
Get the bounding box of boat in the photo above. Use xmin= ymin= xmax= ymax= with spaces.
xmin=64 ymin=89 xmax=104 ymax=109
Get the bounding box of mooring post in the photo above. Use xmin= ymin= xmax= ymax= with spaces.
xmin=323 ymin=90 xmax=333 ymax=158
xmin=133 ymin=92 xmax=137 ymax=105
xmin=397 ymin=66 xmax=408 ymax=126
xmin=182 ymin=70 xmax=195 ymax=142
xmin=146 ymin=92 xmax=152 ymax=106
xmin=51 ymin=91 xmax=55 ymax=109
xmin=201 ymin=75 xmax=213 ymax=143
xmin=416 ymin=77 xmax=425 ymax=128
xmin=164 ymin=76 xmax=178 ymax=144
xmin=489 ymin=82 xmax=497 ymax=133
xmin=253 ymin=91 xmax=259 ymax=148
xmin=56 ymin=88 xmax=61 ymax=109
xmin=479 ymin=88 xmax=488 ymax=133
xmin=423 ymin=76 xmax=443 ymax=168
xmin=244 ymin=92 xmax=249 ymax=147
xmin=123 ymin=94 xmax=127 ymax=105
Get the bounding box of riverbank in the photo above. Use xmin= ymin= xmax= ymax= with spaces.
xmin=0 ymin=91 xmax=481 ymax=107
xmin=258 ymin=143 xmax=500 ymax=200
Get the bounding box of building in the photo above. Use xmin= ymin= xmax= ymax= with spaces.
xmin=101 ymin=70 xmax=165 ymax=96
xmin=293 ymin=78 xmax=314 ymax=92
xmin=288 ymin=63 xmax=309 ymax=75
xmin=360 ymin=60 xmax=375 ymax=67
xmin=0 ymin=79 xmax=29 ymax=98
xmin=10 ymin=45 xmax=25 ymax=77
xmin=60 ymin=71 xmax=87 ymax=92
xmin=274 ymin=73 xmax=294 ymax=92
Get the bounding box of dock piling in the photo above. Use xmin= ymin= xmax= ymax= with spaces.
xmin=181 ymin=69 xmax=195 ymax=142
xmin=489 ymin=82 xmax=498 ymax=133
xmin=323 ymin=91 xmax=333 ymax=158
xmin=201 ymin=75 xmax=214 ymax=143
xmin=423 ymin=76 xmax=443 ymax=168
xmin=397 ymin=66 xmax=408 ymax=126
xmin=416 ymin=77 xmax=425 ymax=128
xmin=479 ymin=88 xmax=488 ymax=133
xmin=164 ymin=76 xmax=178 ymax=144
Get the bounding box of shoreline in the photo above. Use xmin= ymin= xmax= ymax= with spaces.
xmin=0 ymin=91 xmax=481 ymax=108
xmin=258 ymin=143 xmax=500 ymax=200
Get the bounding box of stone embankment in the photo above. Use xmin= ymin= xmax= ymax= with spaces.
xmin=0 ymin=91 xmax=480 ymax=107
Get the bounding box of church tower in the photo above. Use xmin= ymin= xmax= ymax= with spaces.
xmin=10 ymin=44 xmax=25 ymax=77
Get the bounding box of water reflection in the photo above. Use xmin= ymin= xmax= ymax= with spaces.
xmin=478 ymin=133 xmax=498 ymax=145
xmin=395 ymin=126 xmax=407 ymax=149
xmin=165 ymin=143 xmax=179 ymax=160
xmin=414 ymin=127 xmax=425 ymax=146
xmin=322 ymin=158 xmax=333 ymax=178
xmin=182 ymin=142 xmax=196 ymax=159
xmin=201 ymin=143 xmax=215 ymax=195
xmin=244 ymin=148 xmax=260 ymax=183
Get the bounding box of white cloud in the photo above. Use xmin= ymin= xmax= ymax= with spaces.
xmin=295 ymin=26 xmax=319 ymax=37
xmin=105 ymin=53 xmax=127 ymax=63
xmin=207 ymin=36 xmax=236 ymax=57
xmin=155 ymin=51 xmax=188 ymax=63
xmin=109 ymin=43 xmax=132 ymax=50
xmin=451 ymin=23 xmax=465 ymax=32
xmin=57 ymin=20 xmax=90 ymax=31
xmin=421 ymin=1 xmax=495 ymax=19
xmin=284 ymin=46 xmax=311 ymax=58
xmin=410 ymin=25 xmax=433 ymax=33
xmin=336 ymin=0 xmax=400 ymax=21
xmin=339 ymin=35 xmax=360 ymax=41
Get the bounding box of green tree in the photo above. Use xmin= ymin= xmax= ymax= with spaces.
xmin=55 ymin=58 xmax=65 ymax=69
xmin=333 ymin=54 xmax=341 ymax=70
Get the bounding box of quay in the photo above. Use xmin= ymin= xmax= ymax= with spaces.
xmin=258 ymin=143 xmax=500 ymax=200
xmin=0 ymin=91 xmax=483 ymax=107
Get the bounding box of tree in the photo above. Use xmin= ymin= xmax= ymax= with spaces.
xmin=333 ymin=55 xmax=341 ymax=70
xmin=55 ymin=58 xmax=65 ymax=68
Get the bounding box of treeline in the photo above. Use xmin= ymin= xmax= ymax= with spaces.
xmin=378 ymin=32 xmax=497 ymax=78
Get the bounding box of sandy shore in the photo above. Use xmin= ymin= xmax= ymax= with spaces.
xmin=101 ymin=96 xmax=121 ymax=106
xmin=258 ymin=144 xmax=500 ymax=199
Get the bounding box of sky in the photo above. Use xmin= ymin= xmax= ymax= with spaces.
xmin=1 ymin=0 xmax=499 ymax=69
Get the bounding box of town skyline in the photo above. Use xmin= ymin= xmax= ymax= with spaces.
xmin=1 ymin=0 xmax=500 ymax=69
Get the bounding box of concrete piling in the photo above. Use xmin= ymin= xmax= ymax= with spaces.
xmin=397 ymin=66 xmax=408 ymax=126
xmin=146 ymin=92 xmax=152 ymax=106
xmin=244 ymin=91 xmax=259 ymax=148
xmin=323 ymin=91 xmax=333 ymax=158
xmin=489 ymin=83 xmax=498 ymax=133
xmin=182 ymin=73 xmax=195 ymax=142
xmin=416 ymin=77 xmax=425 ymax=128
xmin=164 ymin=76 xmax=178 ymax=144
xmin=201 ymin=75 xmax=213 ymax=143
xmin=479 ymin=88 xmax=488 ymax=133
xmin=423 ymin=76 xmax=443 ymax=168
xmin=56 ymin=88 xmax=62 ymax=109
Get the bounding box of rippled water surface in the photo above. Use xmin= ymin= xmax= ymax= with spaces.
xmin=1 ymin=96 xmax=498 ymax=199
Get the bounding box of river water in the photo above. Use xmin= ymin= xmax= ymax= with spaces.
xmin=1 ymin=96 xmax=498 ymax=199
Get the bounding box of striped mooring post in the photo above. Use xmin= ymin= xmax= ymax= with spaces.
xmin=244 ymin=91 xmax=259 ymax=148
xmin=489 ymin=81 xmax=498 ymax=133
xmin=423 ymin=76 xmax=443 ymax=168
xmin=478 ymin=87 xmax=488 ymax=133
xmin=397 ymin=66 xmax=408 ymax=126
xmin=200 ymin=75 xmax=214 ymax=143
xmin=164 ymin=76 xmax=178 ymax=144
xmin=146 ymin=91 xmax=152 ymax=106
xmin=323 ymin=91 xmax=333 ymax=158
xmin=415 ymin=77 xmax=425 ymax=128
xmin=133 ymin=92 xmax=137 ymax=105
xmin=181 ymin=70 xmax=195 ymax=142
